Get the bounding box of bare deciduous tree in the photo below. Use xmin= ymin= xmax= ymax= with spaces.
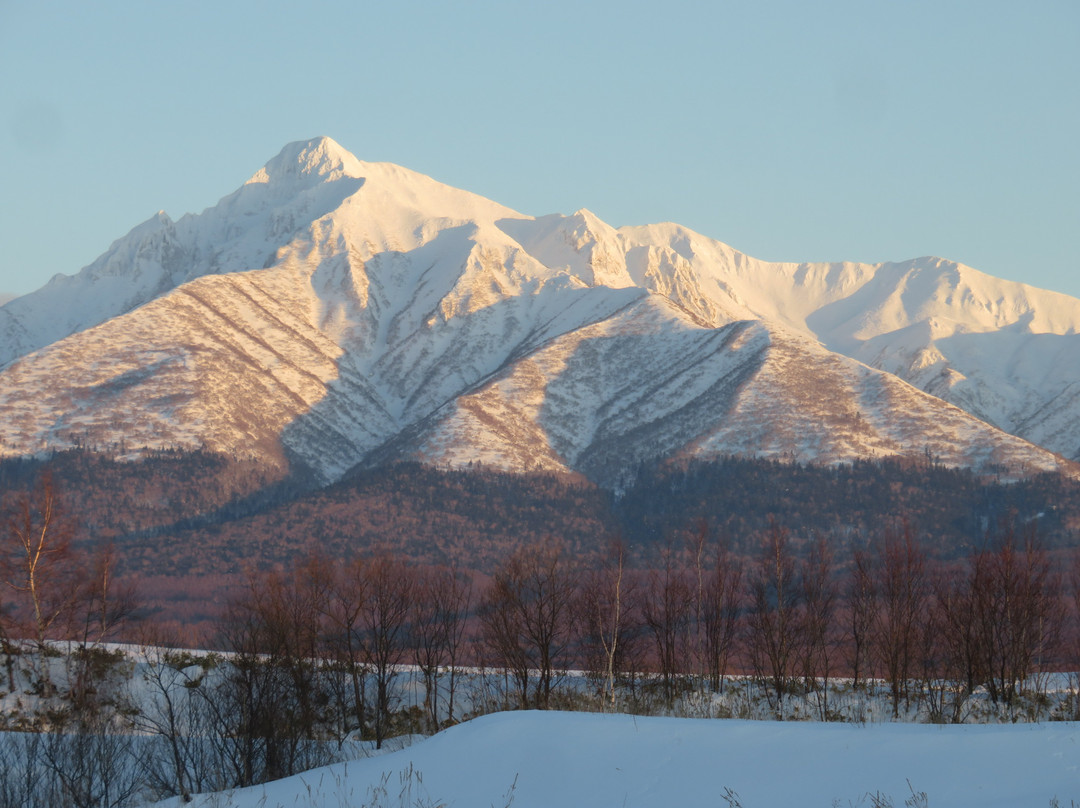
xmin=642 ymin=547 xmax=693 ymax=705
xmin=874 ymin=523 xmax=926 ymax=718
xmin=702 ymin=535 xmax=742 ymax=695
xmin=320 ymin=554 xmax=369 ymax=740
xmin=213 ymin=565 xmax=333 ymax=785
xmin=580 ymin=539 xmax=636 ymax=707
xmin=745 ymin=521 xmax=802 ymax=716
xmin=935 ymin=557 xmax=986 ymax=717
xmin=801 ymin=535 xmax=837 ymax=719
xmin=2 ymin=473 xmax=79 ymax=652
xmin=411 ymin=565 xmax=472 ymax=731
xmin=362 ymin=555 xmax=415 ymax=748
xmin=136 ymin=641 xmax=209 ymax=803
xmin=976 ymin=525 xmax=1061 ymax=705
xmin=479 ymin=539 xmax=577 ymax=710
xmin=847 ymin=545 xmax=877 ymax=690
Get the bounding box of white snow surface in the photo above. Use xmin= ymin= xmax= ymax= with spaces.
xmin=2 ymin=136 xmax=1079 ymax=481
xmin=159 ymin=710 xmax=1080 ymax=808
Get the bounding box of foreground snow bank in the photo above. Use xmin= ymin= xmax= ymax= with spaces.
xmin=163 ymin=711 xmax=1080 ymax=808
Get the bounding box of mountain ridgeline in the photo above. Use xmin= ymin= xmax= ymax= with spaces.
xmin=1 ymin=136 xmax=1079 ymax=490
xmin=2 ymin=137 xmax=1080 ymax=624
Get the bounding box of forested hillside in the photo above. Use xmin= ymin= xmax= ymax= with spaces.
xmin=2 ymin=450 xmax=1078 ymax=612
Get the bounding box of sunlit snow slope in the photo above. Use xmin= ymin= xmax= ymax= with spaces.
xmin=0 ymin=137 xmax=1075 ymax=484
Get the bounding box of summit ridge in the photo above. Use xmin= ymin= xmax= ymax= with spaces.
xmin=0 ymin=138 xmax=1077 ymax=484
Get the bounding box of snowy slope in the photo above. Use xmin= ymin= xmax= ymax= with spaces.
xmin=160 ymin=711 xmax=1080 ymax=808
xmin=0 ymin=139 xmax=645 ymax=481
xmin=611 ymin=225 xmax=1080 ymax=460
xmin=0 ymin=137 xmax=1077 ymax=483
xmin=402 ymin=295 xmax=1059 ymax=487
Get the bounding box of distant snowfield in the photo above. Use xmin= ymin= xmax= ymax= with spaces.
xmin=162 ymin=711 xmax=1080 ymax=808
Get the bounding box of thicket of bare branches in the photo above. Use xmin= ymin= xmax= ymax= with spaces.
xmin=4 ymin=471 xmax=1080 ymax=806
xmin=479 ymin=539 xmax=578 ymax=710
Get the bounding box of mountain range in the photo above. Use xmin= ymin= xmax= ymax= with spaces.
xmin=1 ymin=137 xmax=1077 ymax=488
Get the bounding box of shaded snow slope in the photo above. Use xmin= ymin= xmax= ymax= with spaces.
xmin=162 ymin=711 xmax=1080 ymax=808
xmin=401 ymin=295 xmax=1060 ymax=487
xmin=1 ymin=137 xmax=1077 ymax=481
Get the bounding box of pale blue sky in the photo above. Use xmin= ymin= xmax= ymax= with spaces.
xmin=1 ymin=1 xmax=1077 ymax=298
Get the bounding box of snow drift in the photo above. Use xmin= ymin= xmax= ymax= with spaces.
xmin=161 ymin=710 xmax=1080 ymax=808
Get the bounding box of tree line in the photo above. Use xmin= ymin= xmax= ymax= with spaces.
xmin=5 ymin=450 xmax=1080 ymax=578
xmin=2 ymin=470 xmax=1080 ymax=805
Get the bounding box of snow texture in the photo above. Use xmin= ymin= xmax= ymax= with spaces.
xmin=159 ymin=710 xmax=1080 ymax=808
xmin=1 ymin=137 xmax=1078 ymax=483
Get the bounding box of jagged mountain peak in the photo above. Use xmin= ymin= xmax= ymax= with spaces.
xmin=2 ymin=137 xmax=1080 ymax=485
xmin=246 ymin=135 xmax=364 ymax=188
xmin=90 ymin=210 xmax=177 ymax=265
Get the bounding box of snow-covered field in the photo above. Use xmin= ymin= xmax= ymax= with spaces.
xmin=159 ymin=710 xmax=1080 ymax=808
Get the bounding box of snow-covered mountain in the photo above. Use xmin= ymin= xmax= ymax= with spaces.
xmin=0 ymin=137 xmax=1076 ymax=485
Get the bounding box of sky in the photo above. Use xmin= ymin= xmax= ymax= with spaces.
xmin=1 ymin=1 xmax=1077 ymax=299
